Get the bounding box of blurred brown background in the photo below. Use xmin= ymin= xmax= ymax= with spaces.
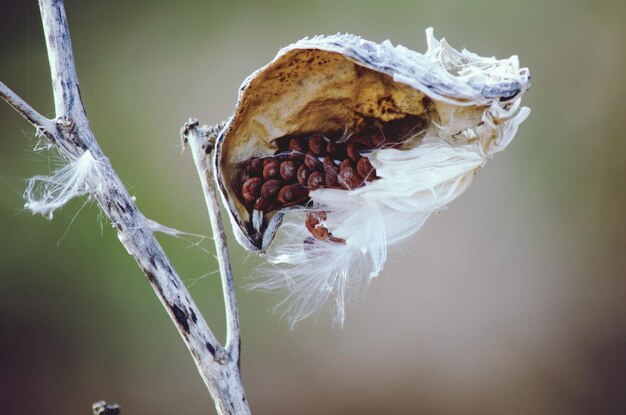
xmin=1 ymin=0 xmax=625 ymax=414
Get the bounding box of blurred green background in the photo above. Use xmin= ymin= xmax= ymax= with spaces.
xmin=1 ymin=0 xmax=625 ymax=414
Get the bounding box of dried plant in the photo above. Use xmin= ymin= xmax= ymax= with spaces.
xmin=0 ymin=1 xmax=529 ymax=412
xmin=214 ymin=30 xmax=530 ymax=326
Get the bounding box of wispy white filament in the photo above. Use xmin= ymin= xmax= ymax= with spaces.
xmin=246 ymin=29 xmax=531 ymax=327
xmin=255 ymin=102 xmax=529 ymax=328
xmin=24 ymin=150 xmax=102 ymax=219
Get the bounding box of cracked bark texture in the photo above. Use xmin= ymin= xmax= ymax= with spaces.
xmin=0 ymin=0 xmax=249 ymax=413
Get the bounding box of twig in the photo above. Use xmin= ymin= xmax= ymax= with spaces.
xmin=0 ymin=82 xmax=57 ymax=140
xmin=1 ymin=0 xmax=249 ymax=413
xmin=181 ymin=120 xmax=241 ymax=357
xmin=39 ymin=0 xmax=82 ymax=119
xmin=92 ymin=401 xmax=121 ymax=415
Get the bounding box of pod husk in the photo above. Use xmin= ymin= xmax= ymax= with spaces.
xmin=214 ymin=29 xmax=530 ymax=251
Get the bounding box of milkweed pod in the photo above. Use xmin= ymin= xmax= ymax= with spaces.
xmin=213 ymin=28 xmax=530 ymax=325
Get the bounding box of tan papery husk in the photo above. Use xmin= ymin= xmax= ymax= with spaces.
xmin=213 ymin=29 xmax=530 ymax=251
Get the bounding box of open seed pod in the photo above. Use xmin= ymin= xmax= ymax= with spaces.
xmin=214 ymin=28 xmax=530 ymax=325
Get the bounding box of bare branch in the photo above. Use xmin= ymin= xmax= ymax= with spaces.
xmin=182 ymin=119 xmax=241 ymax=358
xmin=38 ymin=0 xmax=85 ymax=121
xmin=0 ymin=81 xmax=58 ymax=143
xmin=1 ymin=0 xmax=250 ymax=413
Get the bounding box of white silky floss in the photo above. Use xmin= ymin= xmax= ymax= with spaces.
xmin=251 ymin=31 xmax=530 ymax=327
xmin=24 ymin=150 xmax=104 ymax=219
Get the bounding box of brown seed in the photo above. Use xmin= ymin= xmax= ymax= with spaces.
xmin=371 ymin=133 xmax=385 ymax=148
xmin=326 ymin=140 xmax=346 ymax=159
xmin=350 ymin=133 xmax=373 ymax=147
xmin=289 ymin=150 xmax=305 ymax=163
xmin=383 ymin=117 xmax=423 ymax=141
xmin=263 ymin=160 xmax=280 ymax=180
xmin=325 ymin=176 xmax=338 ymax=187
xmin=280 ymin=160 xmax=297 ymax=182
xmin=304 ymin=152 xmax=321 ymax=171
xmin=297 ymin=165 xmax=310 ymax=186
xmin=247 ymin=158 xmax=263 ymax=177
xmin=288 ymin=137 xmax=305 ymax=153
xmin=277 ymin=184 xmax=308 ymax=206
xmin=308 ymin=134 xmax=326 ymax=156
xmin=254 ymin=197 xmax=272 ymax=211
xmin=356 ymin=157 xmax=376 ymax=181
xmin=305 ymin=211 xmax=330 ymax=240
xmin=338 ymin=166 xmax=364 ymax=190
xmin=308 ymin=210 xmax=327 ymax=221
xmin=307 ymin=171 xmax=325 ymax=189
xmin=339 ymin=158 xmax=354 ymax=171
xmin=323 ymin=156 xmax=338 ymax=172
xmin=242 ymin=177 xmax=262 ymax=203
xmin=323 ymin=156 xmax=339 ymax=186
xmin=346 ymin=141 xmax=365 ymax=161
xmin=261 ymin=179 xmax=282 ymax=199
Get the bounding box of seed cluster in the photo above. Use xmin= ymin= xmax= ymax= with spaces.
xmin=239 ymin=117 xmax=424 ymax=242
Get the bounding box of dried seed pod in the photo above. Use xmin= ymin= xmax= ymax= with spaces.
xmin=277 ymin=184 xmax=308 ymax=206
xmin=242 ymin=177 xmax=263 ymax=202
xmin=263 ymin=160 xmax=280 ymax=180
xmin=308 ymin=134 xmax=326 ymax=156
xmin=297 ymin=165 xmax=310 ymax=186
xmin=356 ymin=157 xmax=376 ymax=180
xmin=213 ymin=27 xmax=530 ymax=330
xmin=280 ymin=160 xmax=297 ymax=182
xmin=307 ymin=171 xmax=325 ymax=189
xmin=261 ymin=179 xmax=282 ymax=199
xmin=214 ymin=28 xmax=530 ymax=286
xmin=338 ymin=166 xmax=364 ymax=190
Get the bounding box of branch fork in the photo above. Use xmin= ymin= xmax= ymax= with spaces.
xmin=0 ymin=1 xmax=249 ymax=413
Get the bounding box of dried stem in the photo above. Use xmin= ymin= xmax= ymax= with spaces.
xmin=38 ymin=0 xmax=86 ymax=122
xmin=181 ymin=120 xmax=241 ymax=357
xmin=92 ymin=401 xmax=121 ymax=415
xmin=1 ymin=0 xmax=249 ymax=413
xmin=0 ymin=82 xmax=57 ymax=139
